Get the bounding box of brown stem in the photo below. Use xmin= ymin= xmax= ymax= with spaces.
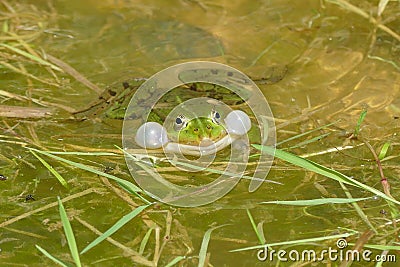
xmin=363 ymin=140 xmax=391 ymax=197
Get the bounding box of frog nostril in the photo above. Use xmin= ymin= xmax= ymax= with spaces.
xmin=194 ymin=128 xmax=199 ymax=132
xmin=206 ymin=124 xmax=212 ymax=130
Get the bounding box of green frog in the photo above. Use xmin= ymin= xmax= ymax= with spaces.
xmin=135 ymin=106 xmax=251 ymax=156
xmin=172 ymin=110 xmax=225 ymax=146
xmin=74 ymin=67 xmax=285 ymax=153
xmin=74 ymin=65 xmax=287 ymax=122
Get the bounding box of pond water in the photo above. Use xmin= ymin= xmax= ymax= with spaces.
xmin=0 ymin=0 xmax=399 ymax=266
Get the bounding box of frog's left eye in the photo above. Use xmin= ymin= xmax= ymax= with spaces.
xmin=211 ymin=110 xmax=221 ymax=124
xmin=174 ymin=114 xmax=187 ymax=131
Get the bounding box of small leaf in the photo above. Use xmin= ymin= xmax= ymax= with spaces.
xmin=354 ymin=108 xmax=367 ymax=137
xmin=378 ymin=142 xmax=390 ymax=160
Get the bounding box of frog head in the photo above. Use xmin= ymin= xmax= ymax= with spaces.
xmin=173 ymin=110 xmax=226 ymax=146
xmin=135 ymin=109 xmax=251 ymax=154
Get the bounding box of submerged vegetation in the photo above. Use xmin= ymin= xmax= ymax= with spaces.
xmin=1 ymin=0 xmax=400 ymax=266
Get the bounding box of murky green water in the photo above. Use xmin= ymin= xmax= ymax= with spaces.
xmin=1 ymin=0 xmax=399 ymax=266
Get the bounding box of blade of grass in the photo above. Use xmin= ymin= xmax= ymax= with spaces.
xmin=81 ymin=204 xmax=151 ymax=254
xmin=35 ymin=245 xmax=71 ymax=267
xmin=252 ymin=145 xmax=400 ymax=205
xmin=349 ymin=243 xmax=400 ymax=251
xmin=115 ymin=180 xmax=152 ymax=204
xmin=30 ymin=150 xmax=68 ymax=189
xmin=58 ymin=197 xmax=82 ymax=267
xmin=256 ymin=222 xmax=266 ymax=244
xmin=287 ymin=132 xmax=330 ymax=149
xmin=354 ymin=108 xmax=367 ymax=137
xmin=164 ymin=256 xmax=186 ymax=267
xmin=339 ymin=182 xmax=378 ymax=234
xmin=0 ymin=43 xmax=62 ymax=71
xmin=326 ymin=0 xmax=400 ymax=42
xmin=119 ymin=146 xmax=281 ymax=185
xmin=261 ymin=197 xmax=372 ymax=206
xmin=198 ymin=225 xmax=227 ymax=267
xmin=378 ymin=142 xmax=391 ymax=160
xmin=0 ymin=60 xmax=59 ymax=86
xmin=43 ymin=151 xmax=117 ymax=156
xmin=27 ymin=148 xmax=142 ymax=193
xmin=378 ymin=0 xmax=390 ymax=16
xmin=230 ymin=231 xmax=356 ymax=252
xmin=253 ymin=145 xmax=358 ymax=187
xmin=139 ymin=228 xmax=154 ymax=255
xmin=276 ymin=121 xmax=337 ymax=147
xmin=368 ymin=55 xmax=400 ymax=71
xmin=246 ymin=209 xmax=265 ymax=244
xmin=46 ymin=54 xmax=103 ymax=94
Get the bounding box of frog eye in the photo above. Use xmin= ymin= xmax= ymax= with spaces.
xmin=211 ymin=110 xmax=221 ymax=124
xmin=174 ymin=114 xmax=187 ymax=131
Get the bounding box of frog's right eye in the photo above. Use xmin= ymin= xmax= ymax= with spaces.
xmin=174 ymin=115 xmax=187 ymax=131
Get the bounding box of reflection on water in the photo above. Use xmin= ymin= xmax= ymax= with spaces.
xmin=1 ymin=0 xmax=399 ymax=266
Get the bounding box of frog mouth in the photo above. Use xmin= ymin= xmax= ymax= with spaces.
xmin=198 ymin=138 xmax=214 ymax=147
xmin=164 ymin=134 xmax=235 ymax=156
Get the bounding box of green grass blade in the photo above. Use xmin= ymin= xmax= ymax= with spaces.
xmin=139 ymin=228 xmax=153 ymax=255
xmin=252 ymin=145 xmax=400 ymax=205
xmin=339 ymin=182 xmax=378 ymax=233
xmin=256 ymin=222 xmax=266 ymax=245
xmin=351 ymin=243 xmax=400 ymax=251
xmin=276 ymin=121 xmax=337 ymax=147
xmin=288 ymin=132 xmax=330 ymax=149
xmin=58 ymin=197 xmax=82 ymax=267
xmin=81 ymin=204 xmax=150 ymax=254
xmin=119 ymin=146 xmax=281 ymax=185
xmin=230 ymin=232 xmax=356 ymax=252
xmin=246 ymin=209 xmax=265 ymax=244
xmin=44 ymin=151 xmax=117 ymax=156
xmin=253 ymin=145 xmax=358 ymax=187
xmin=261 ymin=197 xmax=371 ymax=206
xmin=30 ymin=150 xmax=68 ymax=189
xmin=0 ymin=43 xmax=63 ymax=72
xmin=115 ymin=180 xmax=152 ymax=204
xmin=35 ymin=245 xmax=71 ymax=267
xmin=164 ymin=256 xmax=186 ymax=267
xmin=378 ymin=142 xmax=390 ymax=160
xmin=354 ymin=108 xmax=367 ymax=137
xmin=198 ymin=225 xmax=227 ymax=267
xmin=28 ymin=148 xmax=142 ymax=193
